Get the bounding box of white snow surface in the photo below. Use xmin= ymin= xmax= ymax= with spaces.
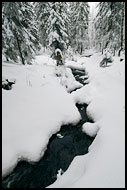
xmin=82 ymin=122 xmax=100 ymax=137
xmin=2 ymin=51 xmax=125 ymax=188
xmin=55 ymin=48 xmax=62 ymax=56
xmin=47 ymin=52 xmax=125 ymax=188
xmin=2 ymin=55 xmax=81 ymax=177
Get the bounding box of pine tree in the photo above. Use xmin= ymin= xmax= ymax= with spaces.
xmin=34 ymin=2 xmax=50 ymax=49
xmin=2 ymin=2 xmax=18 ymax=62
xmin=46 ymin=2 xmax=69 ymax=53
xmin=95 ymin=2 xmax=125 ymax=55
xmin=34 ymin=2 xmax=69 ymax=55
xmin=69 ymin=2 xmax=90 ymax=54
xmin=2 ymin=2 xmax=40 ymax=64
xmin=88 ymin=8 xmax=96 ymax=49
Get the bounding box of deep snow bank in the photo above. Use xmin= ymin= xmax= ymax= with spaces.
xmin=47 ymin=53 xmax=125 ymax=188
xmin=2 ymin=56 xmax=81 ymax=177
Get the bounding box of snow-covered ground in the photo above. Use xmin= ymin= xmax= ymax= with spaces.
xmin=2 ymin=51 xmax=125 ymax=188
xmin=2 ymin=55 xmax=81 ymax=177
xmin=48 ymin=53 xmax=125 ymax=188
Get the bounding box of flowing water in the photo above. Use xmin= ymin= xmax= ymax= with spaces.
xmin=2 ymin=67 xmax=95 ymax=188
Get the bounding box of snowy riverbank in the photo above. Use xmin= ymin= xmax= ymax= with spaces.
xmin=48 ymin=53 xmax=125 ymax=188
xmin=2 ymin=52 xmax=125 ymax=188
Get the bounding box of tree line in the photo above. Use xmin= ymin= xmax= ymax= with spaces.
xmin=2 ymin=2 xmax=125 ymax=65
xmin=94 ymin=2 xmax=125 ymax=56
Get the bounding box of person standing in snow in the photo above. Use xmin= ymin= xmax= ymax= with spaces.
xmin=54 ymin=48 xmax=67 ymax=85
xmin=55 ymin=48 xmax=63 ymax=66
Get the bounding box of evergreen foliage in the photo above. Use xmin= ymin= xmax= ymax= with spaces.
xmin=2 ymin=2 xmax=125 ymax=63
xmin=69 ymin=2 xmax=90 ymax=54
xmin=95 ymin=2 xmax=125 ymax=55
xmin=34 ymin=2 xmax=50 ymax=48
xmin=2 ymin=2 xmax=40 ymax=64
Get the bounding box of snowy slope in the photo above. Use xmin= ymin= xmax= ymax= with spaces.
xmin=2 ymin=52 xmax=125 ymax=188
xmin=2 ymin=55 xmax=81 ymax=177
xmin=47 ymin=53 xmax=125 ymax=188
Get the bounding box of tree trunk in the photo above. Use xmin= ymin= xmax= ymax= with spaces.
xmin=6 ymin=57 xmax=9 ymax=62
xmin=80 ymin=43 xmax=83 ymax=55
xmin=118 ymin=49 xmax=122 ymax=57
xmin=102 ymin=48 xmax=103 ymax=55
xmin=99 ymin=43 xmax=102 ymax=53
xmin=113 ymin=45 xmax=116 ymax=56
xmin=15 ymin=31 xmax=25 ymax=65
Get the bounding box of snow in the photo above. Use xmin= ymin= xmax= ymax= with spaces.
xmin=2 ymin=51 xmax=125 ymax=188
xmin=82 ymin=122 xmax=100 ymax=137
xmin=55 ymin=65 xmax=83 ymax=92
xmin=55 ymin=48 xmax=62 ymax=56
xmin=47 ymin=52 xmax=125 ymax=188
xmin=56 ymin=133 xmax=64 ymax=138
xmin=56 ymin=168 xmax=64 ymax=179
xmin=2 ymin=55 xmax=81 ymax=177
xmin=103 ymin=48 xmax=112 ymax=59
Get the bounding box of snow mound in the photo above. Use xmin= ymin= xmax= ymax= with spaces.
xmin=82 ymin=122 xmax=100 ymax=137
xmin=2 ymin=55 xmax=81 ymax=177
xmin=55 ymin=66 xmax=83 ymax=92
xmin=48 ymin=53 xmax=125 ymax=188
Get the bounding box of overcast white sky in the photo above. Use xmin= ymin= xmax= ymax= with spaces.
xmin=88 ymin=2 xmax=99 ymax=9
xmin=88 ymin=2 xmax=99 ymax=6
xmin=88 ymin=2 xmax=99 ymax=15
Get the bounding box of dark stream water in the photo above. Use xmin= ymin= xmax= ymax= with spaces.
xmin=2 ymin=67 xmax=94 ymax=188
xmin=71 ymin=68 xmax=88 ymax=86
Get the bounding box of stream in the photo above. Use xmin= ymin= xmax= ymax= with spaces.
xmin=2 ymin=67 xmax=95 ymax=188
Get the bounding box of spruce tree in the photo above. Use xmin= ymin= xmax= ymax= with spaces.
xmin=95 ymin=2 xmax=125 ymax=55
xmin=2 ymin=2 xmax=40 ymax=64
xmin=46 ymin=2 xmax=69 ymax=53
xmin=69 ymin=2 xmax=90 ymax=54
xmin=34 ymin=2 xmax=50 ymax=49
